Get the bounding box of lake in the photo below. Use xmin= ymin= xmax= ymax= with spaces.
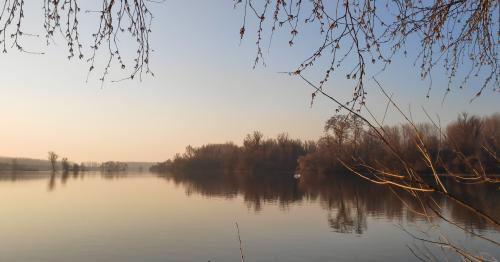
xmin=0 ymin=171 xmax=498 ymax=261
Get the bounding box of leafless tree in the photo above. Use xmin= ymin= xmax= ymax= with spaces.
xmin=48 ymin=151 xmax=58 ymax=172
xmin=61 ymin=157 xmax=70 ymax=173
xmin=235 ymin=0 xmax=498 ymax=107
xmin=0 ymin=0 xmax=161 ymax=86
xmin=1 ymin=1 xmax=496 ymax=98
xmin=1 ymin=1 xmax=498 ymax=259
xmin=236 ymin=2 xmax=499 ymax=259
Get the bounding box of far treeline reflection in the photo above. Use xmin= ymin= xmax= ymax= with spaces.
xmin=1 ymin=168 xmax=498 ymax=235
xmin=149 ymin=112 xmax=500 ymax=232
xmin=159 ymin=172 xmax=499 ymax=233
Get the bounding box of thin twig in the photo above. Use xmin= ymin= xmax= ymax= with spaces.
xmin=235 ymin=222 xmax=245 ymax=262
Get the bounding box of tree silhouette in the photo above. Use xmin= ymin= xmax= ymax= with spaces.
xmin=0 ymin=1 xmax=496 ymax=97
xmin=0 ymin=0 xmax=159 ymax=85
xmin=236 ymin=0 xmax=498 ymax=107
xmin=48 ymin=151 xmax=58 ymax=172
xmin=61 ymin=157 xmax=70 ymax=173
xmin=1 ymin=1 xmax=498 ymax=259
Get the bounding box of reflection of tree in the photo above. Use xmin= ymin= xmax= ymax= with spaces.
xmin=160 ymin=171 xmax=499 ymax=234
xmin=335 ymin=189 xmax=366 ymax=235
xmin=42 ymin=171 xmax=124 ymax=192
xmin=61 ymin=172 xmax=68 ymax=184
xmin=4 ymin=171 xmax=497 ymax=236
xmin=328 ymin=204 xmax=355 ymax=234
xmin=324 ymin=183 xmax=367 ymax=234
xmin=47 ymin=173 xmax=56 ymax=192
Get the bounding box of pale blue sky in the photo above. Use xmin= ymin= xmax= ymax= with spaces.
xmin=0 ymin=1 xmax=498 ymax=162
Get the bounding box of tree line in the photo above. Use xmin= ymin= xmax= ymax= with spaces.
xmin=0 ymin=152 xmax=129 ymax=173
xmin=150 ymin=112 xmax=500 ymax=177
xmin=150 ymin=132 xmax=312 ymax=176
xmin=47 ymin=152 xmax=128 ymax=173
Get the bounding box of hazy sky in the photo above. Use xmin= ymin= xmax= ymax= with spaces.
xmin=0 ymin=1 xmax=498 ymax=162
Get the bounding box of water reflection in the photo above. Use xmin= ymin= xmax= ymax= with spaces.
xmin=159 ymin=171 xmax=499 ymax=234
xmin=0 ymin=170 xmax=498 ymax=236
xmin=48 ymin=172 xmax=56 ymax=191
xmin=0 ymin=171 xmax=132 ymax=192
xmin=326 ymin=184 xmax=366 ymax=234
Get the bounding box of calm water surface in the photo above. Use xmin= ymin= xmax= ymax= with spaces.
xmin=0 ymin=172 xmax=498 ymax=262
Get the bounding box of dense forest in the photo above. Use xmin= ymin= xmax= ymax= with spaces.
xmin=150 ymin=112 xmax=500 ymax=177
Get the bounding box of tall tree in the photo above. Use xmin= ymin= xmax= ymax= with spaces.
xmin=48 ymin=151 xmax=58 ymax=172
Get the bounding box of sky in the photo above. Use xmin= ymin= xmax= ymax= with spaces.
xmin=0 ymin=1 xmax=498 ymax=162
